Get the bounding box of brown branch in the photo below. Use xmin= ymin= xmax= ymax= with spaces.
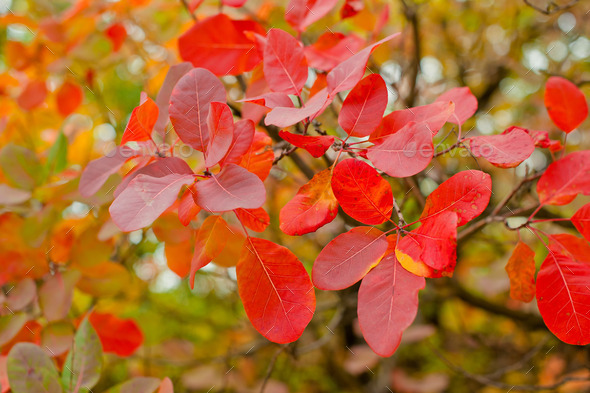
xmin=259 ymin=344 xmax=289 ymax=393
xmin=401 ymin=0 xmax=421 ymax=107
xmin=179 ymin=0 xmax=197 ymax=21
xmin=449 ymin=279 xmax=546 ymax=329
xmin=523 ymin=0 xmax=579 ymax=15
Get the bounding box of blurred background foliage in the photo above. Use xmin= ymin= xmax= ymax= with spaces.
xmin=0 ymin=0 xmax=589 ymax=392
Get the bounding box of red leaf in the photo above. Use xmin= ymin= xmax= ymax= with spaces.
xmin=178 ymin=187 xmax=201 ymax=226
xmin=204 ymin=102 xmax=234 ymax=167
xmin=536 ymin=151 xmax=590 ymax=206
xmin=79 ymin=145 xmax=144 ymax=197
xmin=110 ymin=173 xmax=195 ymax=232
xmin=121 ymin=96 xmax=158 ymax=145
xmin=105 ymin=23 xmax=126 ymax=52
xmin=238 ymin=92 xmax=294 ymax=109
xmin=17 ymin=80 xmax=47 ymax=111
xmin=265 ymin=88 xmax=330 ymax=128
xmin=154 ymin=62 xmax=193 ymax=137
xmin=220 ymin=119 xmax=255 ymax=167
xmin=313 ymin=227 xmax=388 ymax=290
xmin=358 ymin=236 xmax=425 ymax=357
xmin=367 ymin=122 xmax=433 ymax=178
xmin=237 ymin=238 xmax=315 ymax=343
xmin=420 ymin=169 xmax=492 ymax=226
xmin=502 ymin=126 xmax=562 ymax=151
xmin=544 ymin=76 xmax=588 ymax=133
xmin=304 ymin=32 xmax=365 ymax=72
xmin=341 ymin=0 xmax=364 ymax=19
xmin=178 ymin=14 xmax=264 ymax=76
xmin=331 ymin=158 xmax=393 ymax=225
xmin=114 ymin=157 xmax=193 ymax=198
xmin=280 ymin=169 xmax=338 ymax=236
xmin=56 ymin=80 xmax=83 ymax=117
xmin=278 ymin=130 xmax=334 ymax=158
xmin=505 ymin=241 xmax=536 ymax=303
xmin=465 ymin=127 xmax=535 ymax=168
xmin=327 ymin=33 xmax=400 ymax=96
xmin=238 ymin=131 xmax=274 ymax=181
xmin=235 ymin=207 xmax=270 ymax=232
xmin=370 ymin=101 xmax=455 ymax=143
xmin=572 ymin=203 xmax=590 ymax=242
xmin=285 ymin=0 xmax=340 ymax=32
xmin=536 ymin=234 xmax=590 ymax=345
xmin=223 ymin=0 xmax=247 ymax=6
xmin=194 ymin=164 xmax=266 ymax=212
xmin=189 ymin=216 xmax=232 ymax=288
xmin=89 ymin=312 xmax=143 ymax=357
xmin=435 ymin=86 xmax=477 ymax=125
xmin=263 ymin=29 xmax=308 ymax=95
xmin=396 ymin=211 xmax=458 ymax=276
xmin=169 ymin=68 xmax=226 ymax=151
xmin=339 ymin=74 xmax=388 ymax=137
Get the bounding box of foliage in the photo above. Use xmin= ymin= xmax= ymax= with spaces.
xmin=1 ymin=0 xmax=590 ymax=392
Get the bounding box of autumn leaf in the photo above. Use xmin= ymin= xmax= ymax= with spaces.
xmin=544 ymin=76 xmax=588 ymax=133
xmin=313 ymin=226 xmax=388 ymax=290
xmin=237 ymin=238 xmax=315 ymax=343
xmin=331 ymin=159 xmax=393 ymax=225
xmin=280 ymin=169 xmax=339 ymax=236
xmin=505 ymin=241 xmax=536 ymax=302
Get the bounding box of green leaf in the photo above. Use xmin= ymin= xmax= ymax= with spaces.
xmin=0 ymin=312 xmax=27 ymax=346
xmin=47 ymin=132 xmax=68 ymax=174
xmin=0 ymin=144 xmax=44 ymax=190
xmin=103 ymin=377 xmax=161 ymax=393
xmin=7 ymin=343 xmax=63 ymax=393
xmin=61 ymin=316 xmax=103 ymax=393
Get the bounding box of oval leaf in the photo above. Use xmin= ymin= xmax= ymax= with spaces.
xmin=62 ymin=316 xmax=102 ymax=391
xmin=367 ymin=122 xmax=433 ymax=178
xmin=544 ymin=76 xmax=588 ymax=133
xmin=536 ymin=234 xmax=590 ymax=345
xmin=313 ymin=226 xmax=388 ymax=290
xmin=435 ymin=86 xmax=477 ymax=125
xmin=110 ymin=173 xmax=195 ymax=232
xmin=358 ymin=237 xmax=425 ymax=357
xmin=339 ymin=74 xmax=388 ymax=137
xmin=537 ymin=151 xmax=590 ymax=206
xmin=466 ymin=128 xmax=535 ymax=168
xmin=237 ymin=238 xmax=315 ymax=343
xmin=7 ymin=343 xmax=62 ymax=393
xmin=263 ymin=29 xmax=308 ymax=95
xmin=505 ymin=241 xmax=536 ymax=303
xmin=194 ymin=164 xmax=266 ymax=212
xmin=280 ymin=169 xmax=339 ymax=236
xmin=331 ymin=159 xmax=393 ymax=225
xmin=420 ymin=169 xmax=492 ymax=226
xmin=178 ymin=14 xmax=264 ymax=76
xmin=89 ymin=312 xmax=143 ymax=357
xmin=204 ymin=102 xmax=234 ymax=167
xmin=169 ymin=68 xmax=226 ymax=151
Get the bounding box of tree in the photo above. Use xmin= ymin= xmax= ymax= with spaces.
xmin=0 ymin=0 xmax=589 ymax=392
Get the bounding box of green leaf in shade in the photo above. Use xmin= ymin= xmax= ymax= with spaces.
xmin=104 ymin=377 xmax=161 ymax=393
xmin=47 ymin=132 xmax=68 ymax=174
xmin=0 ymin=313 xmax=27 ymax=346
xmin=61 ymin=316 xmax=103 ymax=392
xmin=0 ymin=144 xmax=44 ymax=190
xmin=6 ymin=343 xmax=62 ymax=393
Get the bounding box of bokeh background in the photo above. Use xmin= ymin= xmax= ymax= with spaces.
xmin=1 ymin=0 xmax=590 ymax=392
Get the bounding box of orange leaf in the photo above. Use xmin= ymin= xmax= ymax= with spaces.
xmin=505 ymin=241 xmax=536 ymax=302
xmin=280 ymin=169 xmax=338 ymax=236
